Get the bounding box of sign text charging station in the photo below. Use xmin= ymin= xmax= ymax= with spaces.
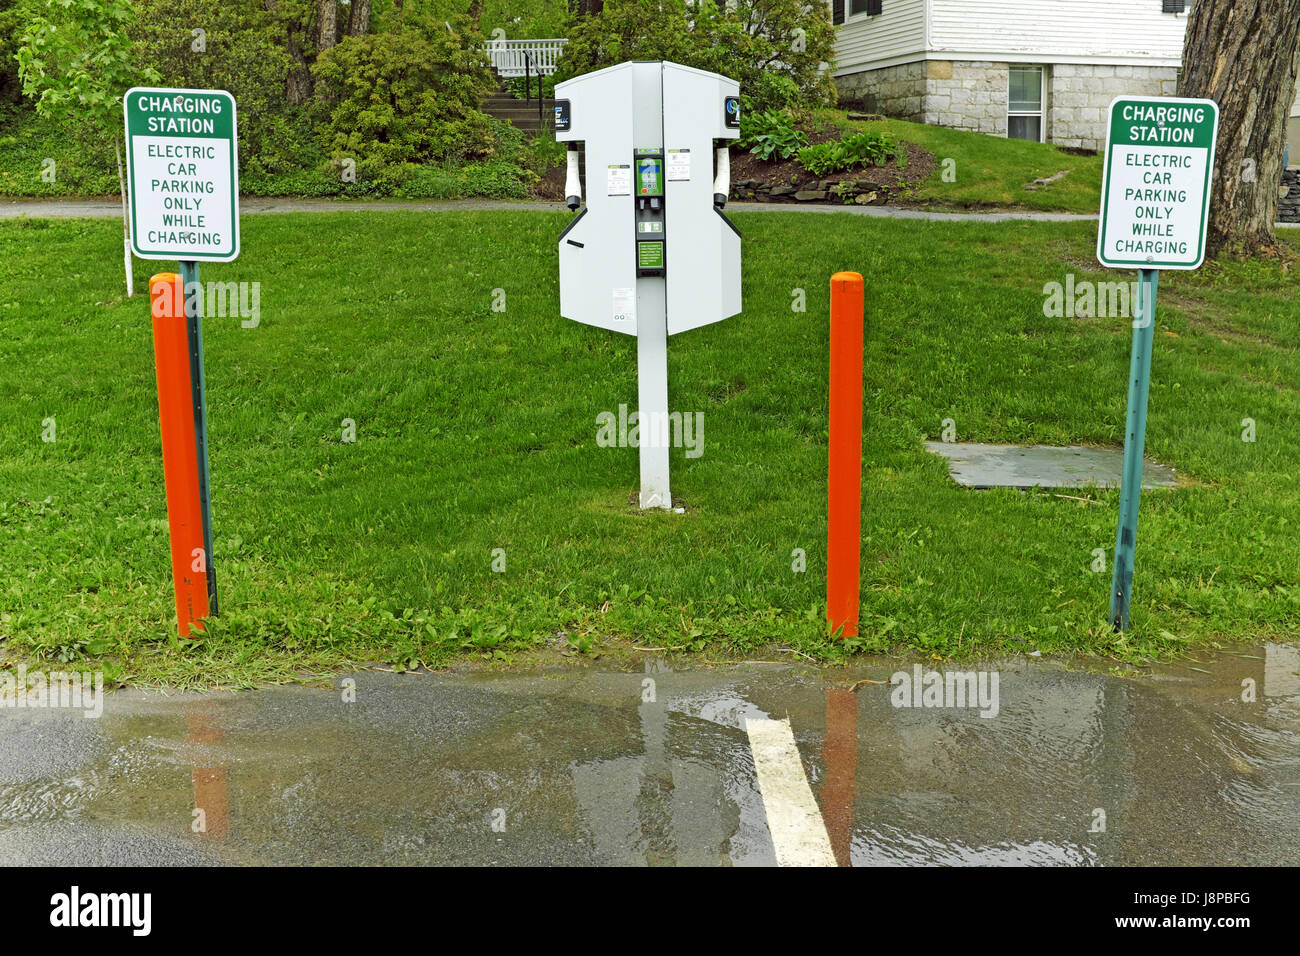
xmin=125 ymin=86 xmax=240 ymax=635
xmin=1097 ymin=95 xmax=1218 ymax=631
xmin=555 ymin=61 xmax=741 ymax=509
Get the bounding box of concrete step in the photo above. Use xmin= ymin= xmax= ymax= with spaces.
xmin=487 ymin=103 xmax=551 ymax=113
xmin=482 ymin=82 xmax=554 ymax=133
xmin=484 ymin=96 xmax=555 ymax=107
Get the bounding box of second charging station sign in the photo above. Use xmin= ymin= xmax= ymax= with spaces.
xmin=1097 ymin=96 xmax=1219 ymax=271
xmin=124 ymin=87 xmax=240 ymax=262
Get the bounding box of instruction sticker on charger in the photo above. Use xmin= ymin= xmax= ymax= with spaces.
xmin=667 ymin=149 xmax=691 ymax=181
xmin=613 ymin=287 xmax=636 ymax=323
xmin=607 ymin=164 xmax=631 ymax=196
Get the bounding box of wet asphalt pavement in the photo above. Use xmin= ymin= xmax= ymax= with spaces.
xmin=1 ymin=644 xmax=1297 ymax=866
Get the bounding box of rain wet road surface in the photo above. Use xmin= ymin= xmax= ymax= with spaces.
xmin=1 ymin=644 xmax=1297 ymax=866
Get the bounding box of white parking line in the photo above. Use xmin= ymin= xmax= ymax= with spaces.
xmin=744 ymin=717 xmax=837 ymax=867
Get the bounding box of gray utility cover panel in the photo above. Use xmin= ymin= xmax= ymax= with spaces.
xmin=556 ymin=61 xmax=741 ymax=336
xmin=924 ymin=442 xmax=1180 ymax=490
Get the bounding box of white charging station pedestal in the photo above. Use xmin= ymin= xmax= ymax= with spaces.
xmin=555 ymin=60 xmax=742 ymax=510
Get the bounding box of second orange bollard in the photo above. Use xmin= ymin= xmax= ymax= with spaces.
xmin=828 ymin=272 xmax=865 ymax=639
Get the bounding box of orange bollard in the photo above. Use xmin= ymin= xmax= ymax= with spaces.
xmin=150 ymin=274 xmax=208 ymax=637
xmin=828 ymin=272 xmax=864 ymax=639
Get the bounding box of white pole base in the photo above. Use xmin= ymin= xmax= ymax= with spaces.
xmin=636 ymin=280 xmax=672 ymax=511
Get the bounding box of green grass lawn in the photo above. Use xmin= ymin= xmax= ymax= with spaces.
xmin=1 ymin=211 xmax=1297 ymax=686
xmin=821 ymin=109 xmax=1105 ymax=213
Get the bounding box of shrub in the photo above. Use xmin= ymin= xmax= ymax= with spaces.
xmin=798 ymin=132 xmax=898 ymax=176
xmin=523 ymin=131 xmax=568 ymax=173
xmin=740 ymin=110 xmax=807 ymax=161
xmin=554 ymin=0 xmax=837 ymax=116
xmin=310 ymin=15 xmax=496 ymax=179
xmin=796 ymin=143 xmax=839 ymax=176
xmin=839 ymin=131 xmax=898 ymax=167
xmin=455 ymin=158 xmax=537 ymax=199
xmin=0 ymin=0 xmax=42 ymax=106
xmin=131 ymin=0 xmax=306 ymax=174
xmin=479 ymin=116 xmax=565 ymax=175
xmin=503 ymin=75 xmax=557 ymax=100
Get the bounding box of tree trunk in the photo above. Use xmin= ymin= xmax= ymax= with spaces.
xmin=286 ymin=34 xmax=312 ymax=105
xmin=263 ymin=0 xmax=313 ymax=104
xmin=1179 ymin=0 xmax=1300 ymax=256
xmin=347 ymin=0 xmax=371 ymax=36
xmin=317 ymin=0 xmax=339 ymax=52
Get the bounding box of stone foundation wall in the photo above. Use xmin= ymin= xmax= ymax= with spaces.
xmin=833 ymin=61 xmax=925 ymax=122
xmin=730 ymin=177 xmax=891 ymax=205
xmin=835 ymin=59 xmax=1180 ymax=152
xmin=923 ymin=60 xmax=1006 ymax=137
xmin=1049 ymin=64 xmax=1178 ymax=151
xmin=1280 ymin=168 xmax=1300 ymax=223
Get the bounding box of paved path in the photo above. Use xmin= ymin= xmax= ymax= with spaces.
xmin=9 ymin=195 xmax=1299 ymax=227
xmin=2 ymin=643 xmax=1297 ymax=866
xmin=0 ymin=197 xmax=570 ymax=218
xmin=0 ymin=195 xmax=1109 ymax=222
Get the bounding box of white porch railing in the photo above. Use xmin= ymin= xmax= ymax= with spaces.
xmin=487 ymin=39 xmax=568 ymax=78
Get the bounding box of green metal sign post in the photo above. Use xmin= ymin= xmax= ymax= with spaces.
xmin=1097 ymin=96 xmax=1218 ymax=630
xmin=1109 ymin=268 xmax=1158 ymax=631
xmin=180 ymin=259 xmax=217 ymax=612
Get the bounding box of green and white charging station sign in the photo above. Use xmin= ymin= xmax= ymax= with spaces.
xmin=124 ymin=87 xmax=240 ymax=262
xmin=1097 ymin=96 xmax=1218 ymax=271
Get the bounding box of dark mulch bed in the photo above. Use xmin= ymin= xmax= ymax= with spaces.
xmin=729 ymin=139 xmax=935 ymax=203
xmin=530 ymin=119 xmax=938 ymax=205
xmin=534 ymin=163 xmax=567 ymax=202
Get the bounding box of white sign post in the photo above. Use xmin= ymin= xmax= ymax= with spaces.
xmin=1097 ymin=95 xmax=1219 ymax=631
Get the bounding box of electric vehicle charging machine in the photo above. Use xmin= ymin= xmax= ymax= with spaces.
xmin=555 ymin=61 xmax=742 ymax=509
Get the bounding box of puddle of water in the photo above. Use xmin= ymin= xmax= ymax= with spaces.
xmin=0 ymin=645 xmax=1295 ymax=865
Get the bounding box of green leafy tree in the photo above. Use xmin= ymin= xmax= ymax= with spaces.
xmin=555 ymin=0 xmax=836 ymax=116
xmin=1 ymin=0 xmax=43 ymax=106
xmin=17 ymin=0 xmax=160 ymax=295
xmin=481 ymin=0 xmax=570 ymax=38
xmin=130 ymin=0 xmax=308 ymax=177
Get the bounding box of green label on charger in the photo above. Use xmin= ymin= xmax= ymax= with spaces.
xmin=637 ymin=241 xmax=664 ymax=269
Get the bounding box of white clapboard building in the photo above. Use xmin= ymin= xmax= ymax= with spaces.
xmin=1291 ymin=76 xmax=1300 ymax=158
xmin=829 ymin=0 xmax=1300 ymax=154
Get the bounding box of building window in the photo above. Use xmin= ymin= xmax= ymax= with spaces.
xmin=1008 ymin=66 xmax=1044 ymax=142
xmin=849 ymin=0 xmax=883 ymax=16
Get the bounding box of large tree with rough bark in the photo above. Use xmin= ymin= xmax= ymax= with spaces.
xmin=1179 ymin=0 xmax=1300 ymax=257
xmin=347 ymin=0 xmax=371 ymax=35
xmin=317 ymin=0 xmax=338 ymax=50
